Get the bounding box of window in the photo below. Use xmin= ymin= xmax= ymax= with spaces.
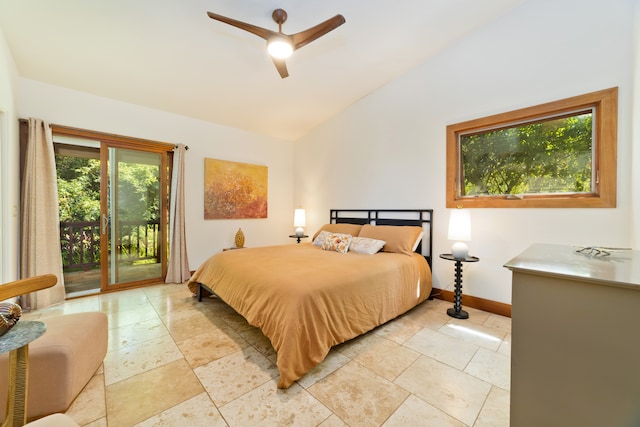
xmin=446 ymin=87 xmax=617 ymax=208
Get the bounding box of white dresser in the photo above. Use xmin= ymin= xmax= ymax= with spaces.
xmin=504 ymin=244 xmax=640 ymax=427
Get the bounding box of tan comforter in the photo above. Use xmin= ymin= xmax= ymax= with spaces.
xmin=187 ymin=243 xmax=432 ymax=388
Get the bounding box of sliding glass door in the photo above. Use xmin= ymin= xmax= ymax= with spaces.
xmin=50 ymin=126 xmax=172 ymax=296
xmin=101 ymin=145 xmax=167 ymax=290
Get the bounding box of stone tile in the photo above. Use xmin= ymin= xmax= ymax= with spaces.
xmin=483 ymin=313 xmax=512 ymax=334
xmin=309 ymin=361 xmax=409 ymax=427
xmin=464 ymin=347 xmax=511 ymax=390
xmin=160 ymin=309 xmax=221 ymax=342
xmin=395 ymin=356 xmax=492 ymax=426
xmin=104 ymin=334 xmax=183 ymax=385
xmin=100 ymin=289 xmax=150 ymax=313
xmin=498 ymin=333 xmax=511 ymax=357
xmin=83 ymin=418 xmax=108 ymax=427
xmin=105 ymin=359 xmax=204 ymax=427
xmin=106 ymin=304 xmax=161 ymax=330
xmin=401 ymin=304 xmax=451 ymax=330
xmin=336 ymin=332 xmax=386 ymax=359
xmin=133 ymin=392 xmax=227 ymax=427
xmin=382 ymin=395 xmax=466 ymax=427
xmin=220 ymin=381 xmax=331 ymax=426
xmin=474 ymin=386 xmax=510 ymax=427
xmin=373 ymin=316 xmax=423 ymax=344
xmin=65 ymin=372 xmax=106 ymax=425
xmin=176 ymin=325 xmax=250 ymax=369
xmin=439 ymin=319 xmax=505 ymax=351
xmin=107 ymin=316 xmax=169 ymax=352
xmin=194 ymin=346 xmax=279 ymax=406
xmin=350 ymin=336 xmax=420 ymax=382
xmin=318 ymin=414 xmax=347 ymax=426
xmin=404 ymin=327 xmax=479 ymax=370
xmin=297 ymin=349 xmax=350 ymax=389
xmin=238 ymin=326 xmax=276 ymax=359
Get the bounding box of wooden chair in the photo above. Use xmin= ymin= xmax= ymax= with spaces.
xmin=0 ymin=274 xmax=58 ymax=302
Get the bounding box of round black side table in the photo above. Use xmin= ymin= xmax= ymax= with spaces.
xmin=439 ymin=253 xmax=479 ymax=319
xmin=289 ymin=234 xmax=308 ymax=244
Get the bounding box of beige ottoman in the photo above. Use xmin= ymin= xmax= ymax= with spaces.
xmin=25 ymin=413 xmax=80 ymax=427
xmin=0 ymin=312 xmax=108 ymax=422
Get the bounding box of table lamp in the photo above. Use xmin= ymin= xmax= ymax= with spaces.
xmin=448 ymin=208 xmax=471 ymax=259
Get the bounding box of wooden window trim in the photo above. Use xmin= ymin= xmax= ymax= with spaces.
xmin=446 ymin=87 xmax=618 ymax=208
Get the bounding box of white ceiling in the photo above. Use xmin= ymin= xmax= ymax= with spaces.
xmin=0 ymin=0 xmax=521 ymax=141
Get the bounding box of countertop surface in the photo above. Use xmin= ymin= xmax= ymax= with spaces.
xmin=504 ymin=243 xmax=640 ymax=290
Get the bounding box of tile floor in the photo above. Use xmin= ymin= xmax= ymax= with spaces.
xmin=23 ymin=284 xmax=511 ymax=427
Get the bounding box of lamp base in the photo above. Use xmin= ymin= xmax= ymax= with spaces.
xmin=296 ymin=227 xmax=304 ymax=237
xmin=451 ymin=242 xmax=469 ymax=260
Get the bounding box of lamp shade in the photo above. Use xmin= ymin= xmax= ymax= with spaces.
xmin=448 ymin=209 xmax=471 ymax=259
xmin=448 ymin=209 xmax=471 ymax=242
xmin=293 ymin=208 xmax=306 ymax=227
xmin=294 ymin=208 xmax=306 ymax=238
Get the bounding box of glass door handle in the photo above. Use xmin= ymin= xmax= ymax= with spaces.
xmin=102 ymin=213 xmax=108 ymax=235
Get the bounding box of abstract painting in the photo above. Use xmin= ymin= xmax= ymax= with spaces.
xmin=204 ymin=158 xmax=268 ymax=219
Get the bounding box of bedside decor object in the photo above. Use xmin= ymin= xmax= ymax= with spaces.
xmin=294 ymin=208 xmax=306 ymax=237
xmin=439 ymin=253 xmax=479 ymax=319
xmin=448 ymin=208 xmax=471 ymax=259
xmin=0 ymin=303 xmax=22 ymax=337
xmin=234 ymin=228 xmax=245 ymax=248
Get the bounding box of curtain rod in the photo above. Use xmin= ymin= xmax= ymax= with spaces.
xmin=20 ymin=118 xmax=183 ymax=151
xmin=175 ymin=144 xmax=189 ymax=150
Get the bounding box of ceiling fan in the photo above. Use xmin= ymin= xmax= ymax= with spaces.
xmin=207 ymin=9 xmax=345 ymax=78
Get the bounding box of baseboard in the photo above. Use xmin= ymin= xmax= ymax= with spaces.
xmin=430 ymin=288 xmax=512 ymax=318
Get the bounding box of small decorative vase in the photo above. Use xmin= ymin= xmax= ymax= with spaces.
xmin=235 ymin=228 xmax=245 ymax=248
xmin=0 ymin=302 xmax=22 ymax=337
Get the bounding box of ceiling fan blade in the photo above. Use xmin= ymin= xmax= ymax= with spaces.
xmin=272 ymin=57 xmax=289 ymax=79
xmin=291 ymin=15 xmax=345 ymax=50
xmin=207 ymin=11 xmax=277 ymax=41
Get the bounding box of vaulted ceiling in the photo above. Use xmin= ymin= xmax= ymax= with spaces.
xmin=0 ymin=0 xmax=521 ymax=140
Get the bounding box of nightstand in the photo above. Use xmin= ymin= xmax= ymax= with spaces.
xmin=289 ymin=234 xmax=308 ymax=244
xmin=439 ymin=253 xmax=479 ymax=319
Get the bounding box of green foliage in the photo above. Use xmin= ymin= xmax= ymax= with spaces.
xmin=56 ymin=155 xmax=101 ymax=222
xmin=115 ymin=162 xmax=160 ymax=222
xmin=461 ymin=113 xmax=593 ymax=196
xmin=56 ymin=154 xmax=161 ymax=270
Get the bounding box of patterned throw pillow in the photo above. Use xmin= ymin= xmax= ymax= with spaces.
xmin=312 ymin=230 xmax=331 ymax=246
xmin=321 ymin=233 xmax=352 ymax=254
xmin=349 ymin=237 xmax=386 ymax=255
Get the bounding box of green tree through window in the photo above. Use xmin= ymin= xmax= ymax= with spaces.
xmin=461 ymin=112 xmax=593 ymax=196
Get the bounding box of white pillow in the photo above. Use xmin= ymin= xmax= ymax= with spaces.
xmin=349 ymin=237 xmax=386 ymax=255
xmin=412 ymin=232 xmax=424 ymax=252
xmin=313 ymin=230 xmax=331 ymax=246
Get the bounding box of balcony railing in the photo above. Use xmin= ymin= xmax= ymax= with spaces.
xmin=60 ymin=220 xmax=160 ymax=272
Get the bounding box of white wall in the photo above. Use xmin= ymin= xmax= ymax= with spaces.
xmin=0 ymin=26 xmax=19 ymax=283
xmin=17 ymin=79 xmax=294 ymax=271
xmin=294 ymin=0 xmax=635 ymax=305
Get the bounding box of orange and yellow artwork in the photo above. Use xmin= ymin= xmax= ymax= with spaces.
xmin=204 ymin=158 xmax=268 ymax=219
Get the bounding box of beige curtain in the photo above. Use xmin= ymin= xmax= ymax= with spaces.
xmin=20 ymin=118 xmax=66 ymax=309
xmin=165 ymin=144 xmax=191 ymax=283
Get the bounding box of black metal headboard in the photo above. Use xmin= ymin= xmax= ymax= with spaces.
xmin=330 ymin=209 xmax=434 ymax=267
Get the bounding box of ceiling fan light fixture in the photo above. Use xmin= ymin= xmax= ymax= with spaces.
xmin=267 ymin=36 xmax=293 ymax=59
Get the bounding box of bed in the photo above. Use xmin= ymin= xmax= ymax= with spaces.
xmin=187 ymin=209 xmax=433 ymax=388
